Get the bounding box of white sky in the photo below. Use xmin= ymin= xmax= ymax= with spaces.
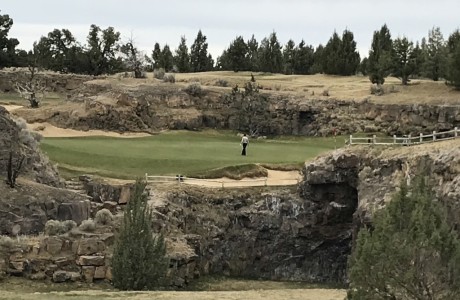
xmin=2 ymin=0 xmax=460 ymax=59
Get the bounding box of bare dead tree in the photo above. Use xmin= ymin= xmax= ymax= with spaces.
xmin=6 ymin=150 xmax=25 ymax=188
xmin=120 ymin=34 xmax=146 ymax=78
xmin=14 ymin=63 xmax=46 ymax=108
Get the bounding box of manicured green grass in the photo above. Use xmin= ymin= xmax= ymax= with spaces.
xmin=40 ymin=130 xmax=342 ymax=179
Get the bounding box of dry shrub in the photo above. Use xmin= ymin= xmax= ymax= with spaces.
xmin=184 ymin=82 xmax=204 ymax=97
xmin=79 ymin=219 xmax=96 ymax=232
xmin=95 ymin=209 xmax=113 ymax=225
xmin=322 ymin=89 xmax=330 ymax=96
xmin=163 ymin=74 xmax=176 ymax=83
xmin=44 ymin=220 xmax=66 ymax=235
xmin=153 ymin=68 xmax=165 ymax=80
xmin=62 ymin=220 xmax=77 ymax=232
xmin=0 ymin=236 xmax=15 ymax=249
xmin=215 ymin=79 xmax=229 ymax=87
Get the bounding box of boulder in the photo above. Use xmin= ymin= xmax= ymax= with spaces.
xmin=82 ymin=266 xmax=95 ymax=283
xmin=29 ymin=272 xmax=47 ymax=280
xmin=102 ymin=201 xmax=118 ymax=213
xmin=57 ymin=200 xmax=91 ymax=224
xmin=52 ymin=270 xmax=70 ymax=283
xmin=118 ymin=186 xmax=131 ymax=204
xmin=94 ymin=266 xmax=107 ymax=279
xmin=45 ymin=237 xmax=63 ymax=255
xmin=105 ymin=266 xmax=113 ymax=281
xmin=76 ymin=255 xmax=105 ymax=266
xmin=76 ymin=238 xmax=105 ymax=255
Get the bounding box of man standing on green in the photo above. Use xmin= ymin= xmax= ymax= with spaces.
xmin=241 ymin=134 xmax=249 ymax=156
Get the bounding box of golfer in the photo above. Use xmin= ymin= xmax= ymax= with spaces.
xmin=241 ymin=134 xmax=249 ymax=156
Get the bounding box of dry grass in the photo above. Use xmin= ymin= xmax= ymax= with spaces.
xmin=0 ymin=289 xmax=347 ymax=300
xmin=0 ymin=277 xmax=346 ymax=300
xmin=172 ymin=71 xmax=460 ymax=105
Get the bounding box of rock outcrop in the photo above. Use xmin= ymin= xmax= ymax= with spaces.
xmin=15 ymin=81 xmax=460 ymax=137
xmin=0 ymin=106 xmax=61 ymax=186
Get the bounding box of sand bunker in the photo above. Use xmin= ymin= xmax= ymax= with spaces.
xmin=28 ymin=122 xmax=151 ymax=138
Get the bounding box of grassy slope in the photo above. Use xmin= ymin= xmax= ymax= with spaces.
xmin=40 ymin=130 xmax=340 ymax=179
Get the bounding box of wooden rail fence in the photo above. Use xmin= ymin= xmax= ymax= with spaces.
xmin=348 ymin=127 xmax=458 ymax=146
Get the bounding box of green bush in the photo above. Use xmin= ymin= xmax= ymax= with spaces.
xmin=95 ymin=209 xmax=113 ymax=225
xmin=347 ymin=175 xmax=460 ymax=299
xmin=79 ymin=219 xmax=96 ymax=232
xmin=112 ymin=180 xmax=168 ymax=290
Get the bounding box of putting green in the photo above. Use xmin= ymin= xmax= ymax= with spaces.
xmin=40 ymin=130 xmax=342 ymax=179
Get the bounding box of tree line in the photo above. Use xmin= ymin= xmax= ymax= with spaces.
xmin=1 ymin=11 xmax=459 ymax=88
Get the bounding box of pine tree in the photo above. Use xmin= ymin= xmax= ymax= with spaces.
xmin=0 ymin=11 xmax=20 ymax=68
xmin=258 ymin=32 xmax=283 ymax=73
xmin=151 ymin=42 xmax=162 ymax=70
xmin=227 ymin=36 xmax=248 ymax=72
xmin=282 ymin=39 xmax=296 ymax=74
xmin=190 ymin=30 xmax=211 ymax=72
xmin=293 ymin=40 xmax=315 ymax=75
xmin=310 ymin=44 xmax=325 ymax=74
xmin=247 ymin=35 xmax=259 ymax=71
xmin=174 ymin=36 xmax=190 ymax=72
xmin=322 ymin=31 xmax=342 ymax=75
xmin=348 ymin=175 xmax=460 ymax=299
xmin=340 ymin=29 xmax=360 ymax=75
xmin=425 ymin=27 xmax=447 ymax=81
xmin=368 ymin=24 xmax=393 ymax=85
xmin=161 ymin=44 xmax=173 ymax=71
xmin=446 ymin=30 xmax=460 ymax=89
xmin=447 ymin=42 xmax=460 ymax=89
xmin=392 ymin=37 xmax=416 ymax=85
xmin=112 ymin=180 xmax=169 ymax=290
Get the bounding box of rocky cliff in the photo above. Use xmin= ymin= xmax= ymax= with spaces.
xmin=0 ymin=106 xmax=60 ymax=186
xmin=0 ymin=107 xmax=92 ymax=235
xmin=1 ymin=139 xmax=458 ymax=286
xmin=15 ymin=80 xmax=460 ymax=136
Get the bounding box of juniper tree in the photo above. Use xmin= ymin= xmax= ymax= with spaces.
xmin=392 ymin=37 xmax=416 ymax=85
xmin=425 ymin=27 xmax=448 ymax=81
xmin=112 ymin=180 xmax=168 ymax=290
xmin=348 ymin=175 xmax=460 ymax=300
xmin=368 ymin=24 xmax=393 ymax=85
xmin=174 ymin=36 xmax=190 ymax=72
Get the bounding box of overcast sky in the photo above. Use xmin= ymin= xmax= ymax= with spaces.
xmin=2 ymin=0 xmax=460 ymax=60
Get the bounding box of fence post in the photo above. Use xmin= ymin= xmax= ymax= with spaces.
xmin=455 ymin=127 xmax=458 ymax=138
xmin=264 ymin=179 xmax=267 ymax=186
xmin=373 ymin=135 xmax=376 ymax=144
xmin=408 ymin=134 xmax=411 ymax=145
xmin=221 ymin=181 xmax=224 ymax=188
xmin=419 ymin=133 xmax=423 ymax=143
xmin=145 ymin=173 xmax=148 ymax=182
xmin=393 ymin=135 xmax=396 ymax=144
xmin=349 ymin=135 xmax=353 ymax=145
xmin=433 ymin=131 xmax=436 ymax=141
